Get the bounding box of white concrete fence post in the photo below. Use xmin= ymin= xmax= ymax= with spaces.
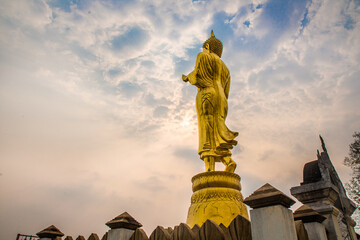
xmin=36 ymin=225 xmax=64 ymax=240
xmin=105 ymin=212 xmax=142 ymax=240
xmin=243 ymin=183 xmax=298 ymax=240
xmin=294 ymin=204 xmax=328 ymax=240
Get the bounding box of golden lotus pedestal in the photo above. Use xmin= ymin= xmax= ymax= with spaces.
xmin=186 ymin=171 xmax=249 ymax=228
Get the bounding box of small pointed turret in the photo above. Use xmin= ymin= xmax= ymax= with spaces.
xmin=106 ymin=212 xmax=142 ymax=230
xmin=36 ymin=225 xmax=64 ymax=239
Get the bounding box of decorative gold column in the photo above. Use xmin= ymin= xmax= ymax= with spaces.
xmin=186 ymin=171 xmax=249 ymax=227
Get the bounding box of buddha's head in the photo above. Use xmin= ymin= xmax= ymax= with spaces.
xmin=202 ymin=30 xmax=223 ymax=58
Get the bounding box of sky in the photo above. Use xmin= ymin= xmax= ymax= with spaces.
xmin=0 ymin=0 xmax=359 ymax=239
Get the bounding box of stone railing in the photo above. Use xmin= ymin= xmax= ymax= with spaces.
xmin=26 ymin=181 xmax=360 ymax=240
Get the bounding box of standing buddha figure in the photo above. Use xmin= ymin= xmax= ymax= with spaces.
xmin=182 ymin=30 xmax=238 ymax=173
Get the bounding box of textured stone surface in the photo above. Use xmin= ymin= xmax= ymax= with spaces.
xmin=171 ymin=223 xmax=196 ymax=240
xmin=290 ymin=181 xmax=339 ymax=205
xmin=294 ymin=220 xmax=309 ymax=240
xmin=250 ymin=205 xmax=297 ymax=240
xmin=192 ymin=224 xmax=200 ymax=236
xmin=293 ymin=204 xmax=326 ymax=223
xmin=302 ymin=160 xmax=322 ymax=184
xmin=227 ymin=215 xmax=252 ymax=240
xmin=165 ymin=227 xmax=173 ymax=236
xmin=132 ymin=216 xmax=253 ymax=240
xmin=290 ymin=136 xmax=358 ymax=240
xmin=107 ymin=228 xmax=135 ymax=240
xmin=244 ymin=183 xmax=295 ymax=209
xmin=219 ymin=223 xmax=231 ymax=240
xmin=129 ymin=228 xmax=148 ymax=240
xmin=101 ymin=232 xmax=108 ymax=240
xmin=303 ymin=222 xmax=328 ymax=240
xmin=106 ymin=212 xmax=142 ymax=230
xmin=36 ymin=225 xmax=64 ymax=239
xmin=88 ymin=233 xmax=100 ymax=240
xmin=198 ymin=219 xmax=225 ymax=240
xmin=149 ymin=226 xmax=171 ymax=240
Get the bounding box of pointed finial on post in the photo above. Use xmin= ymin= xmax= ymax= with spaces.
xmin=211 ymin=30 xmax=215 ymax=37
xmin=36 ymin=225 xmax=64 ymax=239
xmin=106 ymin=212 xmax=142 ymax=230
xmin=319 ymin=135 xmax=327 ymax=152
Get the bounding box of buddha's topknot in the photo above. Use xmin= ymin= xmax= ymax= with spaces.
xmin=202 ymin=30 xmax=223 ymax=58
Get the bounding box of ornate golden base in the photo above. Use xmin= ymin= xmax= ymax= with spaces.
xmin=186 ymin=171 xmax=249 ymax=228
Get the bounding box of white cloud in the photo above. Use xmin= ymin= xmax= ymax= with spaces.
xmin=226 ymin=0 xmax=360 ymax=189
xmin=0 ymin=0 xmax=52 ymax=29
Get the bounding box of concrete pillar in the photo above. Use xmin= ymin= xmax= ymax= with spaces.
xmin=294 ymin=204 xmax=327 ymax=240
xmin=243 ymin=183 xmax=297 ymax=240
xmin=304 ymin=223 xmax=328 ymax=240
xmin=290 ymin=141 xmax=359 ymax=240
xmin=36 ymin=225 xmax=64 ymax=240
xmin=291 ymin=181 xmax=344 ymax=240
xmin=345 ymin=216 xmax=358 ymax=240
xmin=316 ymin=206 xmax=343 ymax=240
xmin=106 ymin=212 xmax=142 ymax=240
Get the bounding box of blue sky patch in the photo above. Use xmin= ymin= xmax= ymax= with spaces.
xmin=261 ymin=0 xmax=309 ymax=31
xmin=210 ymin=11 xmax=235 ymax=40
xmin=108 ymin=68 xmax=124 ymax=77
xmin=344 ymin=15 xmax=355 ymax=30
xmin=111 ymin=26 xmax=149 ymax=51
xmin=243 ymin=20 xmax=251 ymax=28
xmin=299 ymin=6 xmax=310 ymax=34
xmin=118 ymin=81 xmax=142 ymax=98
xmin=174 ymin=46 xmax=200 ymax=77
xmin=72 ymin=45 xmax=97 ymax=62
xmin=47 ymin=0 xmax=82 ymax=12
xmin=300 ymin=8 xmax=310 ymax=28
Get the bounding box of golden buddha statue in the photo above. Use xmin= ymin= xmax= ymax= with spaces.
xmin=182 ymin=30 xmax=238 ymax=173
xmin=183 ymin=32 xmax=248 ymax=227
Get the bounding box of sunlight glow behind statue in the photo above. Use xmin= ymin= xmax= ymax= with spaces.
xmin=182 ymin=30 xmax=238 ymax=173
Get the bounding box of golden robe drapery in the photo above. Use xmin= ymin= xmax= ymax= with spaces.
xmin=186 ymin=51 xmax=238 ymax=161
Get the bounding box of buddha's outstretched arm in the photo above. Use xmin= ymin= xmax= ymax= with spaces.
xmin=183 ymin=71 xmax=198 ymax=85
xmin=182 ymin=53 xmax=203 ymax=86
